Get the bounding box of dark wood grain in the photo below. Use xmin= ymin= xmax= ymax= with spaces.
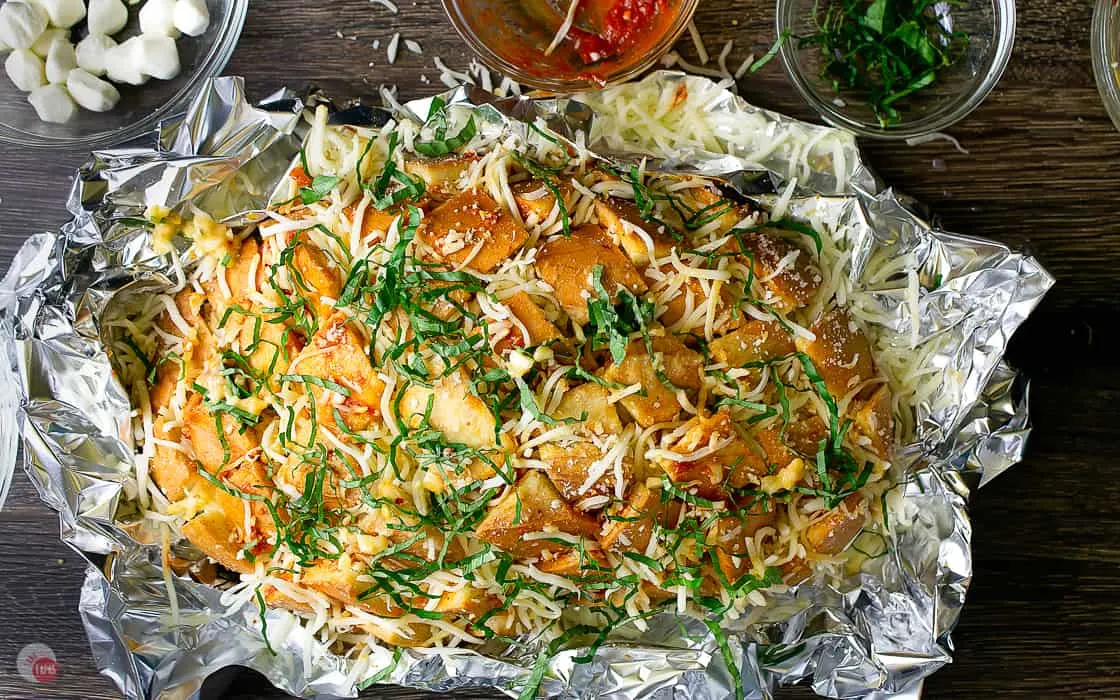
xmin=0 ymin=1 xmax=1116 ymax=698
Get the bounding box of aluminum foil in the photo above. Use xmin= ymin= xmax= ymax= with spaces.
xmin=0 ymin=72 xmax=1054 ymax=700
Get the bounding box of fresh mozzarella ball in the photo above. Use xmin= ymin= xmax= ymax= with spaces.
xmin=172 ymin=0 xmax=209 ymax=37
xmin=31 ymin=0 xmax=86 ymax=28
xmin=75 ymin=33 xmax=115 ymax=76
xmin=137 ymin=33 xmax=178 ymax=80
xmin=44 ymin=36 xmax=75 ymax=83
xmin=30 ymin=26 xmax=65 ymax=57
xmin=67 ymin=67 xmax=120 ymax=111
xmin=104 ymin=37 xmax=147 ymax=85
xmin=5 ymin=48 xmax=45 ymax=90
xmin=28 ymin=83 xmax=75 ymax=122
xmin=139 ymin=0 xmax=179 ymax=37
xmin=0 ymin=2 xmax=48 ymax=51
xmin=88 ymin=0 xmax=128 ymax=36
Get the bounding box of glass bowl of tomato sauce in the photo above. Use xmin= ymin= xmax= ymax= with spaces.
xmin=442 ymin=0 xmax=698 ymax=91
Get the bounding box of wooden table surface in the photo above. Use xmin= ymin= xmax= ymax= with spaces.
xmin=1 ymin=1 xmax=1117 ymax=699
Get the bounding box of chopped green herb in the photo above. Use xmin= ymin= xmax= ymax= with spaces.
xmin=704 ymin=620 xmax=744 ymax=700
xmin=514 ymin=376 xmax=556 ymax=425
xmin=622 ymin=551 xmax=663 ymax=571
xmin=513 ymin=153 xmax=572 ymax=237
xmin=358 ymin=648 xmax=402 ymax=689
xmin=255 ymin=587 xmax=277 ymax=656
xmin=120 ymin=336 xmax=154 ymax=375
xmin=516 ymin=625 xmax=593 ymax=700
xmin=585 ymin=265 xmax=655 ymax=364
xmin=799 ymin=0 xmax=970 ymax=126
xmin=368 ymin=132 xmax=427 ymax=210
xmin=756 ymin=641 xmax=806 ymax=666
xmin=278 ymin=373 xmax=352 ymax=396
xmin=414 ymin=115 xmax=478 ymax=157
xmin=300 ymin=175 xmax=341 ymax=205
xmin=747 ymin=30 xmax=791 ymax=74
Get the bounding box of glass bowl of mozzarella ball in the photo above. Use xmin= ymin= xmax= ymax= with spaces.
xmin=0 ymin=0 xmax=246 ymax=147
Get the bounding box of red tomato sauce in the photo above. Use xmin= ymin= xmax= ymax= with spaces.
xmin=567 ymin=0 xmax=668 ymax=65
xmin=481 ymin=0 xmax=679 ymax=84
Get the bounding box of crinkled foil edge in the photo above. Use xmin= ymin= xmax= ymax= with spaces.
xmin=0 ymin=72 xmax=1054 ymax=700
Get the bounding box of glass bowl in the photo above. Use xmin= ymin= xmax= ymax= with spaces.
xmin=0 ymin=0 xmax=247 ymax=149
xmin=442 ymin=0 xmax=699 ymax=92
xmin=1092 ymin=0 xmax=1120 ymax=132
xmin=776 ymin=0 xmax=1015 ymax=139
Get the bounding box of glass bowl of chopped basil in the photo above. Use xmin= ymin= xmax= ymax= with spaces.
xmin=777 ymin=0 xmax=1015 ymax=138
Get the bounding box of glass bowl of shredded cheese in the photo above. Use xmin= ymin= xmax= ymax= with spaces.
xmin=777 ymin=0 xmax=1015 ymax=139
xmin=1093 ymin=0 xmax=1120 ymax=132
xmin=0 ymin=0 xmax=247 ymax=149
xmin=442 ymin=0 xmax=699 ymax=91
